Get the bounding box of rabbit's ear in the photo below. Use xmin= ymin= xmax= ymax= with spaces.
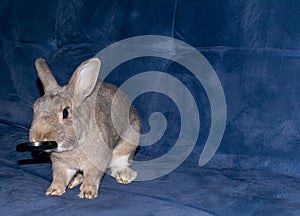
xmin=35 ymin=58 xmax=59 ymax=93
xmin=67 ymin=58 xmax=101 ymax=106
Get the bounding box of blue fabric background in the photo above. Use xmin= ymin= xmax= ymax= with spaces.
xmin=0 ymin=0 xmax=299 ymax=215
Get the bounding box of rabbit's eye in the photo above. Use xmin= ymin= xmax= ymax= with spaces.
xmin=63 ymin=108 xmax=69 ymax=119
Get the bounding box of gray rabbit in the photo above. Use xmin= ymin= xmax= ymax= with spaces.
xmin=30 ymin=58 xmax=141 ymax=198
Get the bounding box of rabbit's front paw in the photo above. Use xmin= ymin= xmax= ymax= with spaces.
xmin=79 ymin=184 xmax=98 ymax=199
xmin=46 ymin=184 xmax=66 ymax=196
xmin=112 ymin=167 xmax=137 ymax=184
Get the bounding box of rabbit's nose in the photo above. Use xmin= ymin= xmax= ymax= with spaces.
xmin=30 ymin=129 xmax=54 ymax=142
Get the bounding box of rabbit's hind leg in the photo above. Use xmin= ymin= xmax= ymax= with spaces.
xmin=111 ymin=166 xmax=137 ymax=184
xmin=109 ymin=141 xmax=138 ymax=184
xmin=67 ymin=171 xmax=83 ymax=188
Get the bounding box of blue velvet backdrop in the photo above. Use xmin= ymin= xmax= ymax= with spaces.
xmin=0 ymin=0 xmax=299 ymax=215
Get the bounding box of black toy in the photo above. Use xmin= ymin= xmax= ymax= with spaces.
xmin=16 ymin=141 xmax=57 ymax=152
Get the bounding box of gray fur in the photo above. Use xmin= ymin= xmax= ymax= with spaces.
xmin=30 ymin=58 xmax=141 ymax=199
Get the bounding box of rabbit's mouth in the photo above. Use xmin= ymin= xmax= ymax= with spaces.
xmin=50 ymin=141 xmax=77 ymax=152
xmin=51 ymin=145 xmax=71 ymax=152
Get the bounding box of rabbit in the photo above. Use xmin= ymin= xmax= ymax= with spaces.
xmin=29 ymin=57 xmax=141 ymax=199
